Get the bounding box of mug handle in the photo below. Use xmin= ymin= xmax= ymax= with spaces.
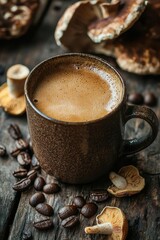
xmin=122 ymin=104 xmax=159 ymax=155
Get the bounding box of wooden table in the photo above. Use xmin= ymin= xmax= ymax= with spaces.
xmin=0 ymin=1 xmax=160 ymax=239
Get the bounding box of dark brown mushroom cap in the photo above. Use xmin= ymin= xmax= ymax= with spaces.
xmin=88 ymin=0 xmax=147 ymax=43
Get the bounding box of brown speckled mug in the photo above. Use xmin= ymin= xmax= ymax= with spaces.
xmin=25 ymin=54 xmax=159 ymax=184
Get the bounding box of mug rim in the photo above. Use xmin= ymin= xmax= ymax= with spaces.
xmin=25 ymin=53 xmax=126 ymax=125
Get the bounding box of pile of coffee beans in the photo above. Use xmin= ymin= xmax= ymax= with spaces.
xmin=58 ymin=195 xmax=99 ymax=228
xmin=128 ymin=92 xmax=157 ymax=107
xmin=8 ymin=123 xmax=110 ymax=234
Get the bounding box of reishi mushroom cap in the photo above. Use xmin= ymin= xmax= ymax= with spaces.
xmin=55 ymin=0 xmax=147 ymax=51
xmin=96 ymin=206 xmax=128 ymax=240
xmin=88 ymin=0 xmax=148 ymax=43
xmin=107 ymin=165 xmax=145 ymax=197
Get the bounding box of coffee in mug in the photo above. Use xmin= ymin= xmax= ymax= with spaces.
xmin=32 ymin=59 xmax=122 ymax=122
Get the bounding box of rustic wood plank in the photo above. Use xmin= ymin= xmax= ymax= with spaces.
xmin=0 ymin=0 xmax=160 ymax=239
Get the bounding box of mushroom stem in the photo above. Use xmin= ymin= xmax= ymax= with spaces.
xmin=7 ymin=64 xmax=30 ymax=98
xmin=109 ymin=171 xmax=127 ymax=189
xmin=85 ymin=222 xmax=113 ymax=235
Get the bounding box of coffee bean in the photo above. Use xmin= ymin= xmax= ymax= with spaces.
xmin=58 ymin=205 xmax=78 ymax=220
xmin=81 ymin=202 xmax=98 ymax=218
xmin=0 ymin=144 xmax=6 ymax=157
xmin=32 ymin=165 xmax=41 ymax=171
xmin=31 ymin=154 xmax=40 ymax=167
xmin=17 ymin=152 xmax=31 ymax=166
xmin=34 ymin=177 xmax=46 ymax=191
xmin=73 ymin=196 xmax=86 ymax=208
xmin=35 ymin=203 xmax=53 ymax=216
xmin=43 ymin=183 xmax=60 ymax=194
xmin=13 ymin=168 xmax=27 ymax=178
xmin=90 ymin=190 xmax=109 ymax=203
xmin=27 ymin=170 xmax=37 ymax=181
xmin=144 ymin=92 xmax=157 ymax=107
xmin=33 ymin=219 xmax=53 ymax=230
xmin=128 ymin=93 xmax=144 ymax=105
xmin=61 ymin=216 xmax=79 ymax=228
xmin=16 ymin=139 xmax=29 ymax=150
xmin=13 ymin=178 xmax=32 ymax=191
xmin=22 ymin=227 xmax=32 ymax=240
xmin=8 ymin=124 xmax=22 ymax=140
xmin=10 ymin=147 xmax=21 ymax=157
xmin=29 ymin=192 xmax=45 ymax=207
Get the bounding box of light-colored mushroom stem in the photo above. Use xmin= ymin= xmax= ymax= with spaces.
xmin=85 ymin=222 xmax=113 ymax=235
xmin=109 ymin=171 xmax=127 ymax=189
xmin=7 ymin=64 xmax=30 ymax=98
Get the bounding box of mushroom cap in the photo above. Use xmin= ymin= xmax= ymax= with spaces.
xmin=107 ymin=165 xmax=145 ymax=197
xmin=88 ymin=0 xmax=147 ymax=43
xmin=113 ymin=0 xmax=160 ymax=74
xmin=54 ymin=0 xmax=99 ymax=51
xmin=0 ymin=83 xmax=25 ymax=115
xmin=96 ymin=206 xmax=128 ymax=240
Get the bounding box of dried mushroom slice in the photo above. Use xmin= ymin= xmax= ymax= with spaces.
xmin=85 ymin=206 xmax=128 ymax=240
xmin=55 ymin=0 xmax=102 ymax=51
xmin=0 ymin=0 xmax=39 ymax=39
xmin=107 ymin=165 xmax=145 ymax=197
xmin=88 ymin=0 xmax=147 ymax=43
xmin=0 ymin=83 xmax=25 ymax=115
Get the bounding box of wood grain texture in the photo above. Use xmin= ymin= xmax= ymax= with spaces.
xmin=0 ymin=0 xmax=160 ymax=239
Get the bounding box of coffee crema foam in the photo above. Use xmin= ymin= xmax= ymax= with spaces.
xmin=33 ymin=62 xmax=122 ymax=122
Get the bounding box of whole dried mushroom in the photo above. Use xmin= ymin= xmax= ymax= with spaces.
xmin=85 ymin=206 xmax=128 ymax=240
xmin=107 ymin=165 xmax=145 ymax=197
xmin=55 ymin=0 xmax=147 ymax=50
xmin=0 ymin=0 xmax=40 ymax=39
xmin=0 ymin=64 xmax=30 ymax=115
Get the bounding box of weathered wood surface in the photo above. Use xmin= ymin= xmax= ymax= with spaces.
xmin=0 ymin=1 xmax=160 ymax=239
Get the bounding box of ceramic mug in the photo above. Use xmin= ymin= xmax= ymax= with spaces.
xmin=25 ymin=54 xmax=159 ymax=184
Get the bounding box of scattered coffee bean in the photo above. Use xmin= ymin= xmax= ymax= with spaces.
xmin=73 ymin=196 xmax=86 ymax=208
xmin=144 ymin=92 xmax=157 ymax=107
xmin=22 ymin=227 xmax=32 ymax=240
xmin=34 ymin=176 xmax=46 ymax=191
xmin=128 ymin=93 xmax=144 ymax=105
xmin=0 ymin=144 xmax=6 ymax=157
xmin=81 ymin=202 xmax=98 ymax=218
xmin=31 ymin=154 xmax=40 ymax=167
xmin=33 ymin=219 xmax=53 ymax=230
xmin=0 ymin=65 xmax=5 ymax=75
xmin=8 ymin=124 xmax=22 ymax=140
xmin=16 ymin=139 xmax=29 ymax=150
xmin=13 ymin=178 xmax=32 ymax=192
xmin=43 ymin=183 xmax=60 ymax=194
xmin=32 ymin=165 xmax=41 ymax=171
xmin=29 ymin=192 xmax=45 ymax=207
xmin=58 ymin=205 xmax=78 ymax=220
xmin=10 ymin=147 xmax=21 ymax=157
xmin=27 ymin=170 xmax=37 ymax=182
xmin=90 ymin=190 xmax=109 ymax=203
xmin=35 ymin=203 xmax=53 ymax=216
xmin=61 ymin=216 xmax=79 ymax=228
xmin=13 ymin=168 xmax=27 ymax=178
xmin=17 ymin=151 xmax=31 ymax=166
